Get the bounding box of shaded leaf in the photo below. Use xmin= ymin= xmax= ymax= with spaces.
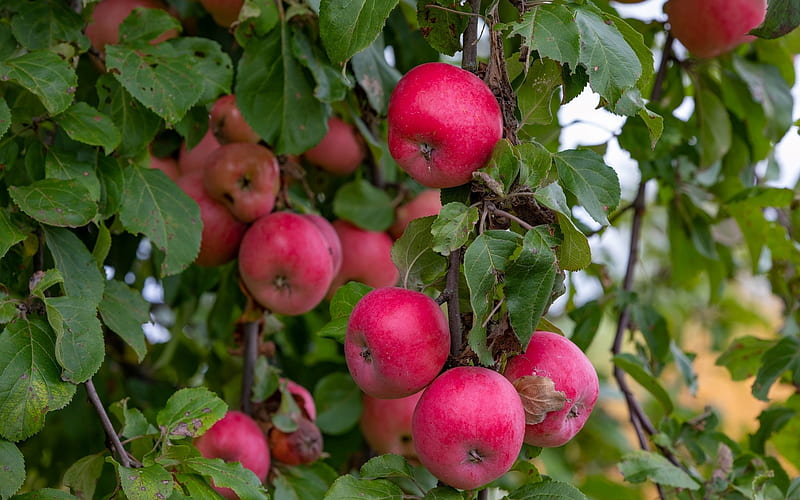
xmin=42 ymin=226 xmax=105 ymax=307
xmin=0 ymin=209 xmax=26 ymax=260
xmin=9 ymin=0 xmax=88 ymax=50
xmin=333 ymin=179 xmax=394 ymax=231
xmin=431 ymin=202 xmax=479 ymax=256
xmin=53 ymin=102 xmax=121 ymax=155
xmin=314 ymin=372 xmax=362 ymax=435
xmin=613 ymin=353 xmax=673 ymax=414
xmin=619 ymin=450 xmax=700 ymax=490
xmin=9 ymin=179 xmax=97 ymax=228
xmin=417 ymin=1 xmax=470 ymax=56
xmin=169 ymin=37 xmax=234 ymax=103
xmin=273 ymin=462 xmax=338 ymax=500
xmin=350 ymin=37 xmax=401 ymax=115
xmin=44 ymin=296 xmax=104 ymax=383
xmin=0 ymin=98 xmax=10 ymax=138
xmin=96 ymin=74 xmax=162 ymax=158
xmin=696 ymin=88 xmax=732 ymax=168
xmin=0 ymin=50 xmax=77 ymax=114
xmin=292 ymin=29 xmax=352 ymax=103
xmin=98 ymin=280 xmax=149 ymax=363
xmin=319 ymin=0 xmax=399 ymax=64
xmin=505 ymin=480 xmax=588 ymax=499
xmin=717 ymin=336 xmax=774 ymax=381
xmin=391 ymin=216 xmax=447 ymax=290
xmin=752 ymin=336 xmax=800 ymax=401
xmin=62 ymin=453 xmax=105 ymax=500
xmin=534 ymin=182 xmax=591 ymax=271
xmin=749 ymin=0 xmax=800 ymax=38
xmin=553 ymin=149 xmax=620 ymax=226
xmin=0 ymin=440 xmax=24 ymax=499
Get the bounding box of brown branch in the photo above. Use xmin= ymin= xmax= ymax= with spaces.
xmin=488 ymin=205 xmax=533 ymax=231
xmin=445 ymin=249 xmax=464 ymax=358
xmin=461 ymin=0 xmax=482 ymax=73
xmin=86 ymin=378 xmax=139 ymax=468
xmin=240 ymin=320 xmax=261 ymax=415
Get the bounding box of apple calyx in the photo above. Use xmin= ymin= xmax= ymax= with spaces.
xmin=467 ymin=449 xmax=484 ymax=464
xmin=512 ymin=375 xmax=567 ymax=426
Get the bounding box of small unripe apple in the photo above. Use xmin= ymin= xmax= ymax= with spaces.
xmin=179 ymin=129 xmax=221 ymax=174
xmin=664 ymin=0 xmax=767 ymax=58
xmin=203 ymin=143 xmax=281 ymax=223
xmin=176 ymin=171 xmax=247 ymax=267
xmin=389 ymin=189 xmax=442 ymax=239
xmin=327 ymin=220 xmax=399 ymax=296
xmin=303 ymin=214 xmax=343 ymax=277
xmin=199 ymin=0 xmax=243 ymax=27
xmin=388 ymin=62 xmax=503 ymax=188
xmin=210 ymin=95 xmax=260 ymax=144
xmin=345 ymin=287 xmax=450 ymax=399
xmin=360 ymin=392 xmax=422 ymax=462
xmin=268 ymin=415 xmax=324 ymax=466
xmin=194 ymin=410 xmax=270 ymax=499
xmin=238 ymin=211 xmax=335 ymax=315
xmin=412 ymin=366 xmax=525 ymax=490
xmin=302 ymin=116 xmax=367 ymax=176
xmin=85 ymin=0 xmax=177 ymax=53
xmin=503 ymin=330 xmax=599 ymax=448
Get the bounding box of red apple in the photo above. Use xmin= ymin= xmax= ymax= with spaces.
xmin=85 ymin=0 xmax=178 ymax=53
xmin=503 ymin=330 xmax=599 ymax=448
xmin=194 ymin=410 xmax=270 ymax=499
xmin=664 ymin=0 xmax=767 ymax=58
xmin=302 ymin=116 xmax=367 ymax=176
xmin=345 ymin=287 xmax=450 ymax=399
xmin=389 ymin=189 xmax=442 ymax=239
xmin=203 ymin=143 xmax=280 ymax=223
xmin=210 ymin=95 xmax=260 ymax=144
xmin=302 ymin=214 xmax=343 ymax=277
xmin=149 ymin=152 xmax=180 ymax=181
xmin=267 ymin=415 xmax=323 ymax=466
xmin=283 ymin=378 xmax=317 ymax=421
xmin=199 ymin=0 xmax=243 ymax=27
xmin=388 ymin=62 xmax=503 ymax=188
xmin=179 ymin=129 xmax=221 ymax=174
xmin=176 ymin=171 xmax=247 ymax=267
xmin=360 ymin=392 xmax=422 ymax=462
xmin=327 ymin=220 xmax=399 ymax=296
xmin=238 ymin=211 xmax=335 ymax=315
xmin=412 ymin=366 xmax=525 ymax=490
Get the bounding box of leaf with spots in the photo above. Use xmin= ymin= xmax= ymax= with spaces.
xmin=169 ymin=37 xmax=234 ymax=104
xmin=0 ymin=50 xmax=77 ymax=115
xmin=0 ymin=317 xmax=77 ymax=441
xmin=114 ymin=462 xmax=173 ymax=500
xmin=0 ymin=439 xmax=25 ymax=499
xmin=119 ymin=166 xmax=201 ymax=277
xmin=417 ymin=1 xmax=470 ymax=56
xmin=8 ymin=0 xmax=88 ymax=51
xmin=182 ymin=457 xmax=269 ymax=500
xmin=9 ymin=179 xmax=97 ymax=228
xmin=53 ymin=102 xmax=121 ymax=155
xmin=44 ymin=296 xmax=104 ymax=384
xmin=156 ymin=387 xmax=227 ymax=439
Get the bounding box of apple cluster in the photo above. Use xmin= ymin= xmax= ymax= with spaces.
xmin=194 ymin=378 xmax=320 ymax=498
xmin=347 ymin=293 xmax=600 ymax=492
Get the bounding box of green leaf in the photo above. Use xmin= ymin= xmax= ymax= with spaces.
xmin=9 ymin=0 xmax=88 ymax=50
xmin=319 ymin=0 xmax=399 ymax=64
xmin=12 ymin=489 xmax=78 ymax=499
xmin=43 ymin=226 xmax=105 ymax=307
xmin=173 ymin=473 xmax=220 ymax=499
xmin=29 ymin=270 xmax=64 ymax=299
xmin=273 ymin=462 xmax=338 ymax=500
xmin=182 ymin=457 xmax=269 ymax=500
xmin=505 ymin=480 xmax=588 ymax=499
xmin=629 ymin=303 xmax=670 ymax=361
xmin=44 ymin=296 xmax=104 ymax=383
xmin=619 ymin=450 xmax=700 ymax=490
xmin=717 ymin=336 xmax=775 ymax=381
xmin=110 ymin=398 xmax=158 ymax=439
xmin=359 ymin=454 xmax=414 ymax=480
xmin=53 ymin=102 xmax=121 ymax=155
xmin=509 ymin=5 xmax=579 ymax=71
xmin=236 ymin=26 xmax=329 ymax=155
xmin=696 ymin=88 xmax=732 ymax=168
xmin=752 ymin=336 xmax=800 ymax=401
xmin=481 ymin=140 xmax=520 ymax=196
xmin=324 ymin=475 xmax=404 ymax=499
xmin=553 ymin=149 xmax=620 ymax=226
xmin=62 ymin=453 xmax=105 ymax=500
xmin=423 ymin=487 xmax=464 ymax=500
xmin=115 ymin=463 xmax=173 ymax=500
xmin=517 ymin=58 xmax=563 ymax=126
xmin=464 ymin=230 xmax=521 ymax=365
xmin=506 ymin=229 xmax=557 ymax=349
xmin=391 ymin=216 xmax=447 ymax=290
xmin=106 ymin=43 xmax=203 ymax=125
xmin=9 ymin=179 xmax=97 ymax=227
xmin=0 ymin=50 xmax=77 ymax=115
xmin=333 ymin=180 xmax=394 ymax=231
xmin=0 ymin=98 xmax=10 ymax=139
xmin=0 ymin=440 xmax=24 ymax=499
xmin=431 ymin=202 xmax=479 ymax=256
xmin=0 ymin=210 xmax=26 ymax=260
xmin=45 ymin=149 xmax=101 ymax=202
xmin=0 ymin=318 xmax=76 ymax=441
xmin=534 ymin=182 xmax=591 ymax=271
xmin=772 ymin=394 xmax=800 ymax=469
xmin=613 ymin=354 xmax=673 ymax=414
xmin=119 ymin=166 xmax=202 ymax=277
xmin=517 ymin=141 xmax=553 ymax=189
xmin=350 ymin=37 xmax=401 ymax=115
xmin=169 ymin=37 xmax=234 ymax=104
xmin=733 ymin=57 xmax=794 ymax=141
xmin=98 ymin=280 xmax=149 ymax=363
xmin=156 ymin=387 xmax=228 ymax=439
xmin=117 ymin=6 xmax=181 ymax=46
xmin=750 ymin=405 xmax=796 ymax=455
xmin=96 ymin=74 xmax=162 ymax=158
xmin=314 ymin=372 xmax=362 ymax=435
xmin=319 ymin=282 xmax=372 ymax=342
xmin=417 ymin=1 xmax=470 ymax=56
xmin=749 ymin=0 xmax=800 ymax=38
xmin=637 ymin=105 xmax=664 ymax=151
xmin=568 ymin=300 xmax=603 ymax=351
xmin=292 ymin=29 xmax=353 ymax=103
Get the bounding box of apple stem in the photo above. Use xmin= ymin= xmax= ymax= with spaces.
xmin=240 ymin=320 xmax=260 ymax=415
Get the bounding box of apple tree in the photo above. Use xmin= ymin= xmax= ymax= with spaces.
xmin=1 ymin=0 xmax=799 ymax=499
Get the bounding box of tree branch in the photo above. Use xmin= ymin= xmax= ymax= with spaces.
xmin=86 ymin=378 xmax=138 ymax=468
xmin=445 ymin=249 xmax=464 ymax=358
xmin=240 ymin=320 xmax=261 ymax=415
xmin=461 ymin=0 xmax=482 ymax=73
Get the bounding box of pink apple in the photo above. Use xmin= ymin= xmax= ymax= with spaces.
xmin=194 ymin=410 xmax=270 ymax=499
xmin=85 ymin=0 xmax=178 ymax=52
xmin=238 ymin=211 xmax=335 ymax=315
xmin=360 ymin=391 xmax=422 ymax=462
xmin=176 ymin=171 xmax=247 ymax=267
xmin=327 ymin=220 xmax=399 ymax=296
xmin=199 ymin=0 xmax=243 ymax=27
xmin=388 ymin=62 xmax=503 ymax=188
xmin=345 ymin=287 xmax=449 ymax=399
xmin=302 ymin=116 xmax=367 ymax=176
xmin=412 ymin=366 xmax=525 ymax=490
xmin=203 ymin=143 xmax=281 ymax=223
xmin=210 ymin=94 xmax=260 ymax=144
xmin=503 ymin=330 xmax=599 ymax=448
xmin=283 ymin=378 xmax=317 ymax=421
xmin=665 ymin=0 xmax=767 ymax=58
xmin=179 ymin=129 xmax=221 ymax=174
xmin=389 ymin=189 xmax=442 ymax=239
xmin=303 ymin=214 xmax=343 ymax=277
xmin=149 ymin=152 xmax=180 ymax=181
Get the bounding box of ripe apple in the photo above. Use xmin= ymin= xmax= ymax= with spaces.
xmin=412 ymin=366 xmax=525 ymax=490
xmin=203 ymin=143 xmax=280 ymax=223
xmin=302 ymin=116 xmax=367 ymax=176
xmin=199 ymin=0 xmax=243 ymax=27
xmin=176 ymin=171 xmax=247 ymax=267
xmin=238 ymin=211 xmax=335 ymax=315
xmin=360 ymin=392 xmax=422 ymax=462
xmin=210 ymin=95 xmax=260 ymax=144
xmin=388 ymin=62 xmax=503 ymax=188
xmin=503 ymin=330 xmax=599 ymax=448
xmin=85 ymin=0 xmax=177 ymax=53
xmin=268 ymin=415 xmax=324 ymax=466
xmin=303 ymin=214 xmax=343 ymax=277
xmin=345 ymin=287 xmax=450 ymax=399
xmin=389 ymin=189 xmax=442 ymax=239
xmin=149 ymin=152 xmax=180 ymax=181
xmin=327 ymin=220 xmax=399 ymax=296
xmin=194 ymin=410 xmax=270 ymax=499
xmin=179 ymin=129 xmax=221 ymax=174
xmin=664 ymin=0 xmax=767 ymax=58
